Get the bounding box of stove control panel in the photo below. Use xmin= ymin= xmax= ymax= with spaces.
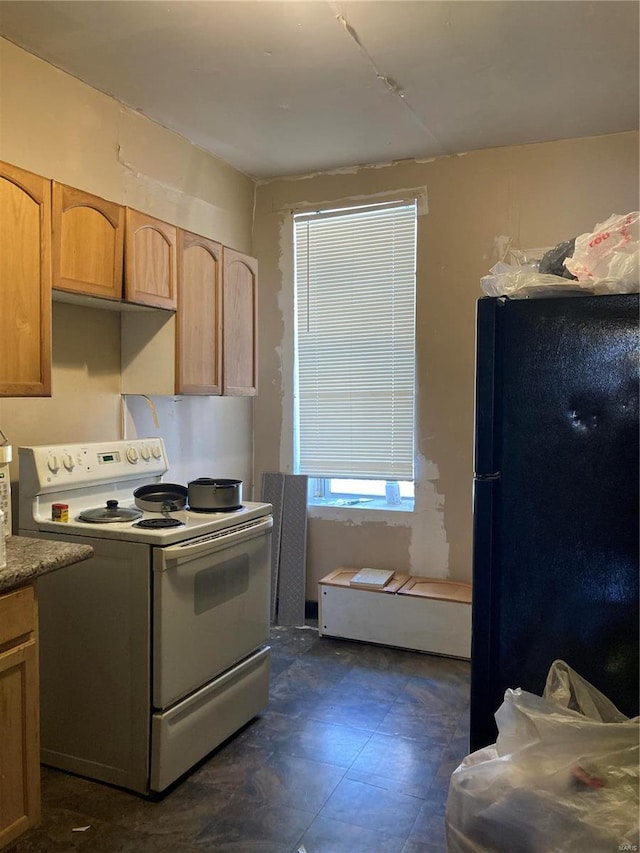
xmin=19 ymin=438 xmax=169 ymax=491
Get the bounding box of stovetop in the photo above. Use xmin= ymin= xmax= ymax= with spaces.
xmin=28 ymin=500 xmax=272 ymax=545
xmin=18 ymin=439 xmax=271 ymax=546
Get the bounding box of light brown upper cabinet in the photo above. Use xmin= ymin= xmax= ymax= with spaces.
xmin=222 ymin=247 xmax=258 ymax=396
xmin=125 ymin=209 xmax=177 ymax=310
xmin=176 ymin=230 xmax=223 ymax=395
xmin=122 ymin=242 xmax=258 ymax=398
xmin=0 ymin=162 xmax=52 ymax=397
xmin=52 ymin=183 xmax=124 ymax=300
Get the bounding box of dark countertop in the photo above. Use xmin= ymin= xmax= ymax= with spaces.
xmin=0 ymin=535 xmax=94 ymax=594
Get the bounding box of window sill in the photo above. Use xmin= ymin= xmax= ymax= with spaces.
xmin=308 ymin=498 xmax=414 ymax=513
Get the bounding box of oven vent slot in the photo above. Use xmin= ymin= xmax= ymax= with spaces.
xmin=177 ymin=518 xmax=267 ymax=548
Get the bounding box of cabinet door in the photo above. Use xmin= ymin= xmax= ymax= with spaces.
xmin=125 ymin=209 xmax=177 ymax=310
xmin=0 ymin=585 xmax=40 ymax=850
xmin=177 ymin=230 xmax=222 ymax=395
xmin=222 ymin=247 xmax=258 ymax=396
xmin=52 ymin=182 xmax=124 ymax=300
xmin=0 ymin=162 xmax=52 ymax=397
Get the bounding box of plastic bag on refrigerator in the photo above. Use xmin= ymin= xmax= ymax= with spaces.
xmin=479 ymin=263 xmax=576 ymax=298
xmin=445 ymin=660 xmax=639 ymax=853
xmin=564 ymin=211 xmax=639 ymax=293
xmin=480 ymin=246 xmax=586 ymax=298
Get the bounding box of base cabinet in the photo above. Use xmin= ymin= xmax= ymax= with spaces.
xmin=0 ymin=585 xmax=40 ymax=852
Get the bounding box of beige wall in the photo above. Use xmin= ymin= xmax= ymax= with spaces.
xmin=0 ymin=39 xmax=256 ymax=517
xmin=253 ymin=131 xmax=640 ymax=599
xmin=2 ymin=39 xmax=638 ymax=596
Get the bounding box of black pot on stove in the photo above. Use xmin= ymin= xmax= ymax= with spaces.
xmin=132 ymin=483 xmax=188 ymax=513
xmin=187 ymin=478 xmax=243 ymax=512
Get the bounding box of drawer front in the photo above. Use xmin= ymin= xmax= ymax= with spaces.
xmin=150 ymin=646 xmax=270 ymax=792
xmin=0 ymin=585 xmax=35 ymax=648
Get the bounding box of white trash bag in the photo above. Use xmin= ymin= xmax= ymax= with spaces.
xmin=564 ymin=211 xmax=639 ymax=293
xmin=480 ymin=262 xmax=574 ymax=298
xmin=479 ymin=246 xmax=566 ymax=298
xmin=480 ymin=213 xmax=639 ymax=297
xmin=445 ymin=660 xmax=639 ymax=853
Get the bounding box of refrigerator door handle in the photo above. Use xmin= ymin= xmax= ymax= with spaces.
xmin=474 ymin=298 xmax=503 ymax=477
xmin=470 ymin=476 xmax=500 ymax=752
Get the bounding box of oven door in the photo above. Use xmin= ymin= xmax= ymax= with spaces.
xmin=152 ymin=516 xmax=272 ymax=708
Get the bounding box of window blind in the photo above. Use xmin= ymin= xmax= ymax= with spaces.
xmin=294 ymin=201 xmax=416 ymax=480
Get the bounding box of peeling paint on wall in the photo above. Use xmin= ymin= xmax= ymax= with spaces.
xmin=277 ymin=211 xmax=295 ymax=473
xmin=116 ymin=136 xmax=240 ymax=243
xmin=273 ymin=186 xmax=428 ymax=216
xmin=113 ymin=106 xmax=254 ymax=248
xmin=492 ymin=234 xmax=513 ymax=263
xmin=306 ymin=516 xmax=413 ymax=598
xmin=255 ymin=151 xmax=470 ymax=185
xmin=409 ymin=450 xmax=450 ymax=579
xmin=254 ymin=130 xmax=640 ymax=601
xmin=309 ymin=505 xmax=412 ymax=528
xmin=260 ymin=160 xmax=423 ymax=183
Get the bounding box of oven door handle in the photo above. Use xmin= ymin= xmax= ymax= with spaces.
xmin=155 ymin=516 xmax=273 ymax=566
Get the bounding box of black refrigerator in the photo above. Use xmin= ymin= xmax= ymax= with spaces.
xmin=470 ymin=293 xmax=639 ymax=752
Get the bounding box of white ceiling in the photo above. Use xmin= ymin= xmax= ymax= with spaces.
xmin=0 ymin=1 xmax=638 ymax=180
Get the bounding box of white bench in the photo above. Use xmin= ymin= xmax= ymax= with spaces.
xmin=318 ymin=568 xmax=472 ymax=659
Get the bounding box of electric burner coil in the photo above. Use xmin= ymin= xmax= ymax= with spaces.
xmin=134 ymin=518 xmax=184 ymax=529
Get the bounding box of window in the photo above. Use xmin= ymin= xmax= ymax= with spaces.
xmin=293 ymin=200 xmax=417 ymax=509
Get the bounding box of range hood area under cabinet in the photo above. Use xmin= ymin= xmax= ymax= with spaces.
xmin=0 ymin=160 xmax=258 ymax=398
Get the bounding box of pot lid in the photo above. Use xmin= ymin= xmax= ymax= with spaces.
xmin=189 ymin=478 xmax=242 ymax=487
xmin=79 ymin=499 xmax=143 ymax=523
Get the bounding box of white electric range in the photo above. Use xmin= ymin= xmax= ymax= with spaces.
xmin=18 ymin=438 xmax=273 ymax=795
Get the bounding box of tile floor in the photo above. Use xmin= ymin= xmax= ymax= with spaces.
xmin=17 ymin=624 xmax=470 ymax=852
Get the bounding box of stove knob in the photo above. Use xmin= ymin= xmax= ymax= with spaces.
xmin=63 ymin=453 xmax=75 ymax=472
xmin=126 ymin=447 xmax=139 ymax=464
xmin=151 ymin=445 xmax=162 ymax=459
xmin=140 ymin=446 xmax=151 ymax=461
xmin=47 ymin=453 xmax=60 ymax=474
